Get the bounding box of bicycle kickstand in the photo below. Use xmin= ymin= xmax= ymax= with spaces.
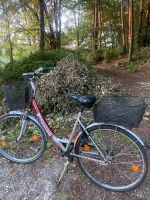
xmin=57 ymin=160 xmax=70 ymax=187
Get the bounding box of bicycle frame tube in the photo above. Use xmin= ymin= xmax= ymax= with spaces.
xmin=30 ymin=97 xmax=66 ymax=151
xmin=30 ymin=97 xmax=82 ymax=153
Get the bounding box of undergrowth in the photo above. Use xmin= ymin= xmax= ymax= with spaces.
xmin=0 ymin=49 xmax=91 ymax=84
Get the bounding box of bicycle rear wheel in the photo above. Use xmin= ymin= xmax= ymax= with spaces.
xmin=75 ymin=124 xmax=148 ymax=192
xmin=0 ymin=113 xmax=47 ymax=163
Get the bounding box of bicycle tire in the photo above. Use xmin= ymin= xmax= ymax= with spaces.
xmin=0 ymin=113 xmax=47 ymax=163
xmin=75 ymin=124 xmax=148 ymax=192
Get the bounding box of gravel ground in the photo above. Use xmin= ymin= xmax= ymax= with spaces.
xmin=1 ymin=137 xmax=150 ymax=200
xmin=0 ymin=155 xmax=68 ymax=200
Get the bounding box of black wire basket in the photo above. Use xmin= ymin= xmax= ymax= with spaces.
xmin=2 ymin=81 xmax=32 ymax=110
xmin=93 ymin=96 xmax=147 ymax=128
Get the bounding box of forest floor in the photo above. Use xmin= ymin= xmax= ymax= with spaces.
xmin=1 ymin=57 xmax=150 ymax=200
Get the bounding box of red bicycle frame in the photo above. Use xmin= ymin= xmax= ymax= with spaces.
xmin=30 ymin=97 xmax=83 ymax=153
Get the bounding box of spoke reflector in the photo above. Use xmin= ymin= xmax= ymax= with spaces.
xmin=132 ymin=165 xmax=139 ymax=172
xmin=32 ymin=134 xmax=39 ymax=141
xmin=0 ymin=141 xmax=8 ymax=148
xmin=83 ymin=144 xmax=90 ymax=151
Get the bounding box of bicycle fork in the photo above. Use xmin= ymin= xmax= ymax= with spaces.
xmin=17 ymin=112 xmax=28 ymax=141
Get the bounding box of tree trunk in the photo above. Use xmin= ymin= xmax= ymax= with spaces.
xmin=92 ymin=0 xmax=95 ymax=48
xmin=121 ymin=0 xmax=126 ymax=52
xmin=98 ymin=0 xmax=102 ymax=50
xmin=57 ymin=0 xmax=61 ymax=49
xmin=7 ymin=33 xmax=14 ymax=64
xmin=39 ymin=0 xmax=45 ymax=50
xmin=137 ymin=0 xmax=144 ymax=47
xmin=128 ymin=0 xmax=133 ymax=61
xmin=77 ymin=1 xmax=80 ymax=48
xmin=93 ymin=0 xmax=98 ymax=50
xmin=52 ymin=0 xmax=62 ymax=48
xmin=44 ymin=2 xmax=57 ymax=49
xmin=143 ymin=0 xmax=150 ymax=46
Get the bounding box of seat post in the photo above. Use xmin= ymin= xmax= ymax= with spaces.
xmin=80 ymin=106 xmax=84 ymax=113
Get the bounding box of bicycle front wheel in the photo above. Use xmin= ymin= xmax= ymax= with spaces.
xmin=75 ymin=124 xmax=148 ymax=192
xmin=0 ymin=113 xmax=47 ymax=163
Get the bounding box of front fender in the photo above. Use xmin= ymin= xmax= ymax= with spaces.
xmin=9 ymin=111 xmax=48 ymax=141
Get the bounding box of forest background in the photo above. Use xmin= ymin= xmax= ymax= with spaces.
xmin=0 ymin=0 xmax=150 ymax=83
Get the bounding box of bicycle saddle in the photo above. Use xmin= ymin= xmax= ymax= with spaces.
xmin=69 ymin=94 xmax=96 ymax=108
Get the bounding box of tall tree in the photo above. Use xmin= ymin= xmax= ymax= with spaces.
xmin=92 ymin=0 xmax=102 ymax=50
xmin=137 ymin=0 xmax=144 ymax=47
xmin=57 ymin=0 xmax=62 ymax=48
xmin=143 ymin=0 xmax=150 ymax=46
xmin=92 ymin=0 xmax=98 ymax=50
xmin=128 ymin=0 xmax=133 ymax=61
xmin=39 ymin=0 xmax=45 ymax=50
xmin=98 ymin=0 xmax=102 ymax=50
xmin=121 ymin=0 xmax=126 ymax=52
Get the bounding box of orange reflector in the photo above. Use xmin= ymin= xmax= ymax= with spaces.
xmin=83 ymin=144 xmax=90 ymax=151
xmin=132 ymin=165 xmax=139 ymax=172
xmin=32 ymin=134 xmax=39 ymax=141
xmin=0 ymin=141 xmax=8 ymax=148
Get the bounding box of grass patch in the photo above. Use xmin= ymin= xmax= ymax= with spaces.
xmin=119 ymin=60 xmax=139 ymax=73
xmin=127 ymin=62 xmax=139 ymax=73
xmin=58 ymin=191 xmax=70 ymax=200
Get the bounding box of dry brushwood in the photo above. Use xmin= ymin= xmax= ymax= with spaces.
xmin=36 ymin=55 xmax=119 ymax=114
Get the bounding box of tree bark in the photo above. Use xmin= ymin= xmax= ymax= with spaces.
xmin=93 ymin=0 xmax=98 ymax=50
xmin=7 ymin=33 xmax=14 ymax=64
xmin=128 ymin=0 xmax=133 ymax=61
xmin=121 ymin=0 xmax=126 ymax=52
xmin=98 ymin=0 xmax=102 ymax=50
xmin=143 ymin=0 xmax=150 ymax=46
xmin=39 ymin=0 xmax=45 ymax=50
xmin=44 ymin=2 xmax=57 ymax=49
xmin=57 ymin=0 xmax=61 ymax=49
xmin=137 ymin=0 xmax=144 ymax=47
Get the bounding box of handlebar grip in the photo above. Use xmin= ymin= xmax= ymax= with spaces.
xmin=42 ymin=68 xmax=51 ymax=73
xmin=22 ymin=73 xmax=34 ymax=81
xmin=35 ymin=67 xmax=50 ymax=75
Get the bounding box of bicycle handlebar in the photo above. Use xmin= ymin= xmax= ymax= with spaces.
xmin=22 ymin=67 xmax=50 ymax=81
xmin=34 ymin=67 xmax=50 ymax=75
xmin=22 ymin=67 xmax=51 ymax=96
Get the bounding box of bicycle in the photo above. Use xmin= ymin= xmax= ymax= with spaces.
xmin=0 ymin=67 xmax=148 ymax=192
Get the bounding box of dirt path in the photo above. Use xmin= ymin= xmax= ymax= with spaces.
xmin=94 ymin=59 xmax=150 ymax=96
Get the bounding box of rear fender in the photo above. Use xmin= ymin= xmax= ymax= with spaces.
xmin=86 ymin=122 xmax=146 ymax=147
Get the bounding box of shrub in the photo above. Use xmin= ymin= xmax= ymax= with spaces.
xmin=116 ymin=46 xmax=125 ymax=56
xmin=73 ymin=49 xmax=91 ymax=67
xmin=134 ymin=47 xmax=150 ymax=61
xmin=103 ymin=48 xmax=118 ymax=63
xmin=0 ymin=50 xmax=67 ymax=83
xmin=127 ymin=62 xmax=139 ymax=73
xmin=87 ymin=49 xmax=104 ymax=64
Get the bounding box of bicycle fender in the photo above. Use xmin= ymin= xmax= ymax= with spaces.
xmin=73 ymin=131 xmax=83 ymax=152
xmin=86 ymin=122 xmax=146 ymax=147
xmin=9 ymin=111 xmax=48 ymax=140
